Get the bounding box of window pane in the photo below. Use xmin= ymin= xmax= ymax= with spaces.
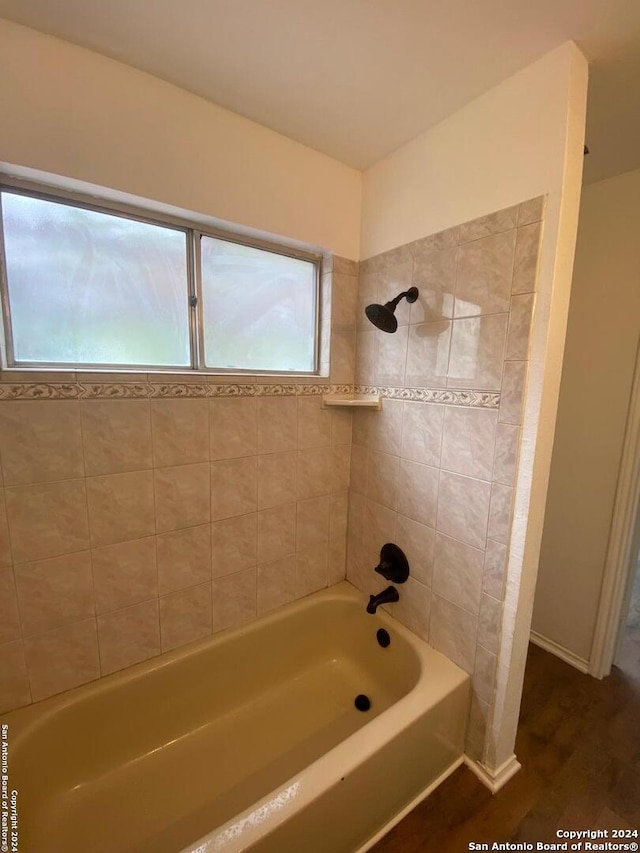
xmin=1 ymin=192 xmax=190 ymax=366
xmin=201 ymin=236 xmax=316 ymax=372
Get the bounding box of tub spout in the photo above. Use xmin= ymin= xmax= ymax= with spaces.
xmin=366 ymin=586 xmax=399 ymax=614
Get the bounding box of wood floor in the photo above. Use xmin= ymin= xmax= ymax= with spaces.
xmin=373 ymin=634 xmax=640 ymax=852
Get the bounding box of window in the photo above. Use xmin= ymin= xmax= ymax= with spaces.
xmin=0 ymin=183 xmax=320 ymax=374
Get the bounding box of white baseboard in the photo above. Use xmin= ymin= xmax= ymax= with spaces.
xmin=529 ymin=630 xmax=589 ymax=674
xmin=463 ymin=754 xmax=521 ymax=793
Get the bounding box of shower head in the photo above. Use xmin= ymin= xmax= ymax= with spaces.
xmin=365 ymin=287 xmax=419 ymax=333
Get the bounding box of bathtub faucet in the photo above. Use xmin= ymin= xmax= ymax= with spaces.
xmin=366 ymin=586 xmax=399 ymax=614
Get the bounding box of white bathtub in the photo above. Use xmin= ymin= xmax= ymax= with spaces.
xmin=4 ymin=582 xmax=470 ymax=853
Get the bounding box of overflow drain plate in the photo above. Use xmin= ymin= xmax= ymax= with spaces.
xmin=377 ymin=628 xmax=391 ymax=648
xmin=354 ymin=694 xmax=371 ymax=712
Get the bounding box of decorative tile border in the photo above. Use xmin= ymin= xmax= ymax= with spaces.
xmin=355 ymin=385 xmax=500 ymax=408
xmin=0 ymin=382 xmax=500 ymax=409
xmin=0 ymin=381 xmax=353 ymax=400
xmin=0 ymin=379 xmax=499 ymax=406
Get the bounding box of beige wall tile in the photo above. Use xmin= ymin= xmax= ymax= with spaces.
xmin=78 ymin=372 xmax=148 ymax=383
xmin=212 ymin=567 xmax=257 ymax=633
xmin=410 ymin=247 xmax=456 ymax=324
xmin=397 ymin=459 xmax=438 ymax=527
xmin=0 ymin=370 xmax=76 ymax=383
xmin=81 ymin=400 xmax=152 ymax=476
xmin=499 ymin=361 xmax=527 ymax=425
xmin=349 ymin=444 xmax=368 ymax=495
xmin=329 ymin=492 xmax=348 ymax=584
xmin=6 ymin=479 xmax=90 ymax=563
xmin=355 ymin=329 xmax=376 ymax=384
xmin=154 ymin=462 xmax=210 ymax=533
xmin=297 ymin=396 xmax=332 ymax=449
xmin=332 ymin=256 xmax=359 ymax=277
xmin=257 ymin=397 xmax=297 ymax=454
xmin=512 ymin=222 xmax=542 ymax=294
xmin=15 ymin=551 xmax=94 ymax=636
xmin=258 ymin=451 xmax=297 ymax=509
xmin=447 ymin=314 xmax=508 ymax=391
xmin=296 ymin=496 xmax=330 ymax=551
xmin=25 ymin=618 xmax=100 ymax=702
xmin=518 ymin=195 xmax=545 ymax=226
xmin=347 ymin=490 xmax=366 ymax=552
xmin=386 ymin=577 xmax=430 ymax=642
xmin=441 ymin=406 xmax=497 ymax=481
xmin=378 ymin=260 xmax=413 ymax=326
xmin=436 ymin=470 xmax=491 ymax=550
xmin=0 ymin=489 xmax=12 ymax=567
xmin=458 ymin=205 xmax=518 ymax=243
xmin=363 ymin=499 xmax=397 ymax=573
xmin=211 ymin=513 xmax=257 ymax=578
xmin=296 ymin=546 xmax=329 ymax=596
xmin=368 ymin=399 xmax=404 ymax=454
xmin=331 ymin=410 xmax=352 ymax=446
xmin=400 ymin=402 xmax=444 ymax=467
xmin=356 ymin=271 xmax=378 ymax=332
xmin=257 ymin=503 xmax=295 ymax=564
xmin=332 ymin=444 xmax=351 ymax=492
xmin=473 ymin=644 xmax=497 ymax=704
xmin=455 ymin=230 xmax=515 ymax=318
xmin=410 ymin=225 xmax=458 ymax=254
xmin=331 ymin=272 xmax=358 ymax=331
xmin=0 ymin=568 xmax=21 ymax=644
xmin=330 ymin=329 xmax=356 ymax=384
xmin=488 ymin=483 xmax=513 ymax=544
xmin=493 ymin=423 xmax=519 ymax=486
xmin=151 ymin=399 xmax=209 ymax=467
xmin=430 ymin=594 xmax=477 ymax=674
xmin=352 ymin=409 xmax=371 ymax=449
xmin=376 ymin=324 xmax=408 ymax=387
xmin=209 ymin=397 xmax=257 ymax=460
xmin=433 ymin=533 xmax=484 ymax=615
xmin=92 ymin=537 xmax=157 ymax=614
xmin=366 ymin=450 xmax=399 ymax=510
xmin=395 ymin=514 xmax=435 ymax=587
xmin=478 ymin=593 xmax=502 ymax=654
xmin=210 ymin=457 xmax=258 ymax=520
xmin=506 ymin=293 xmax=535 ymax=360
xmin=297 ymin=448 xmax=333 ymax=500
xmin=257 ymin=556 xmax=296 ymax=614
xmin=160 ymin=582 xmax=212 ymax=652
xmin=86 ymin=471 xmax=155 ymax=547
xmin=404 ymin=322 xmax=451 ymax=388
xmin=0 ymin=400 xmax=84 ymax=485
xmin=0 ymin=640 xmax=31 ymax=712
xmin=466 ymin=694 xmax=490 ymax=762
xmin=97 ymin=599 xmax=160 ymax=675
xmin=157 ymin=523 xmax=211 ymax=595
xmin=483 ymin=539 xmax=507 ymax=600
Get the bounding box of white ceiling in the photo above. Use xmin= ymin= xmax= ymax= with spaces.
xmin=1 ymin=0 xmax=640 ymax=182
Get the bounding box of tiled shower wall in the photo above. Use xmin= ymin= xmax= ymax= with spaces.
xmin=0 ymin=257 xmax=359 ymax=714
xmin=347 ymin=197 xmax=544 ymax=762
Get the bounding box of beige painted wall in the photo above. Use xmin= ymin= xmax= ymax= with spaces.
xmin=533 ymin=167 xmax=640 ymax=663
xmin=0 ymin=19 xmax=362 ymax=259
xmin=360 ymin=44 xmax=586 ymax=261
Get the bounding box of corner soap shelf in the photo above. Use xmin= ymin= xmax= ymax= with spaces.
xmin=322 ymin=394 xmax=381 ymax=410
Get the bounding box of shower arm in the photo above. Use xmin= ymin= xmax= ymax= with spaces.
xmin=385 ymin=288 xmax=418 ymax=309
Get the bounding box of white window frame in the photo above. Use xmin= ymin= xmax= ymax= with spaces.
xmin=0 ymin=177 xmax=322 ymax=375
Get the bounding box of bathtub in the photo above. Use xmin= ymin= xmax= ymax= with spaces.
xmin=3 ymin=582 xmax=469 ymax=853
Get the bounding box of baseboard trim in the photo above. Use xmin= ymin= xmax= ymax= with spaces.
xmin=463 ymin=754 xmax=521 ymax=793
xmin=529 ymin=630 xmax=589 ymax=673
